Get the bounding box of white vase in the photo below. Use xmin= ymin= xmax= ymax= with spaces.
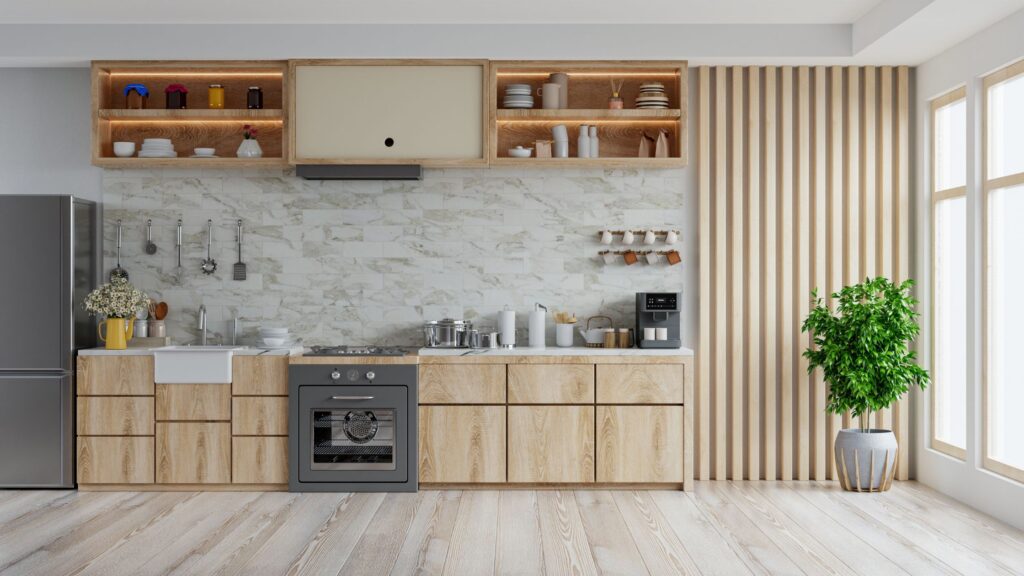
xmin=236 ymin=139 xmax=263 ymax=158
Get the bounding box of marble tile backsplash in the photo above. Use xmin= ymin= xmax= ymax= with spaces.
xmin=102 ymin=167 xmax=687 ymax=346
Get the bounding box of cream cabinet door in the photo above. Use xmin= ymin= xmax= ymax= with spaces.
xmin=293 ymin=63 xmax=484 ymax=162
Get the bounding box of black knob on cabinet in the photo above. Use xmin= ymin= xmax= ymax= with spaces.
xmin=365 ymin=371 xmax=376 ymax=381
xmin=330 ymin=370 xmax=341 ymax=381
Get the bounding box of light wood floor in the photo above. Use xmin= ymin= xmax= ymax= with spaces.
xmin=0 ymin=481 xmax=1022 ymax=576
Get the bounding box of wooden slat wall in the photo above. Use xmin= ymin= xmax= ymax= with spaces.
xmin=696 ymin=66 xmax=911 ymax=481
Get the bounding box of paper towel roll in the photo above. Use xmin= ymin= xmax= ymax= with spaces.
xmin=499 ymin=309 xmax=516 ymax=348
xmin=529 ymin=309 xmax=546 ymax=349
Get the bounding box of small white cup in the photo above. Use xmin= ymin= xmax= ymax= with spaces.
xmin=600 ymin=230 xmax=613 ymax=244
xmin=643 ymin=327 xmax=656 ymax=341
xmin=553 ymin=139 xmax=569 ymax=158
xmin=113 ymin=141 xmax=136 ymax=158
xmin=643 ymin=230 xmax=657 ymax=245
xmin=655 ymin=327 xmax=668 ymax=340
xmin=665 ymin=230 xmax=679 ymax=245
xmin=601 ymin=252 xmax=617 ymax=265
xmin=622 ymin=230 xmax=635 ymax=244
xmin=552 ymin=124 xmax=569 ymax=141
xmin=645 ymin=251 xmax=660 ymax=265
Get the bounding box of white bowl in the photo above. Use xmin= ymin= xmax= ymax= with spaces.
xmin=194 ymin=147 xmax=215 ymax=157
xmin=261 ymin=337 xmax=286 ymax=347
xmin=259 ymin=327 xmax=290 ymax=335
xmin=113 ymin=142 xmax=136 ymax=158
xmin=508 ymin=146 xmax=533 ymax=158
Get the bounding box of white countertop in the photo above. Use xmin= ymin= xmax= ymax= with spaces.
xmin=417 ymin=346 xmax=694 ymax=357
xmin=79 ymin=346 xmax=302 ymax=356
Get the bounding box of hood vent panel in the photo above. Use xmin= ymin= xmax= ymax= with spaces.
xmin=296 ymin=165 xmax=422 ymax=181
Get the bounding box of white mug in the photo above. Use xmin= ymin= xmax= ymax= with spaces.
xmin=622 ymin=230 xmax=635 ymax=244
xmin=643 ymin=230 xmax=657 ymax=245
xmin=645 ymin=251 xmax=660 ymax=265
xmin=601 ymin=252 xmax=617 ymax=265
xmin=551 ymin=124 xmax=569 ymax=141
xmin=600 ymin=230 xmax=613 ymax=244
xmin=643 ymin=327 xmax=656 ymax=341
xmin=537 ymin=83 xmax=561 ymax=109
xmin=665 ymin=230 xmax=678 ymax=244
xmin=655 ymin=327 xmax=668 ymax=340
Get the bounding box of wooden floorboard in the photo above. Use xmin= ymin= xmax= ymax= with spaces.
xmin=0 ymin=482 xmax=1021 ymax=576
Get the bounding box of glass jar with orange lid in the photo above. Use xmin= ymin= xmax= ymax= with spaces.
xmin=208 ymin=84 xmax=225 ymax=109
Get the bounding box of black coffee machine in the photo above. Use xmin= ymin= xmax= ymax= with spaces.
xmin=636 ymin=292 xmax=683 ymax=349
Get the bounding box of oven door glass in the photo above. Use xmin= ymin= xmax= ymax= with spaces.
xmin=312 ymin=407 xmax=395 ymax=470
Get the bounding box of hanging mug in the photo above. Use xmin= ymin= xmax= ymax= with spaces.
xmin=622 ymin=230 xmax=635 ymax=245
xmin=665 ymin=230 xmax=679 ymax=245
xmin=600 ymin=230 xmax=613 ymax=245
xmin=643 ymin=230 xmax=657 ymax=245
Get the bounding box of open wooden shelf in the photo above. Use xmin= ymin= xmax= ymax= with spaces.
xmin=496 ymin=108 xmax=681 ymax=120
xmin=98 ymin=109 xmax=283 ymax=120
xmin=93 ymin=157 xmax=288 ymax=169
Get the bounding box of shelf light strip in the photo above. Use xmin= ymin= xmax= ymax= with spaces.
xmin=496 ymin=72 xmax=679 ymax=77
xmin=497 ymin=119 xmax=677 ymax=124
xmin=108 ymin=119 xmax=283 ymax=124
xmin=108 ymin=72 xmax=283 ymax=77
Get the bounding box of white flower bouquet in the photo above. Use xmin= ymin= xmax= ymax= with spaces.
xmin=83 ymin=277 xmax=151 ymax=319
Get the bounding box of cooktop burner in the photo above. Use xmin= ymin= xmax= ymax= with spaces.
xmin=306 ymin=345 xmax=408 ymax=357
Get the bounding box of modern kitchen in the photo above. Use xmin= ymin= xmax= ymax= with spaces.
xmin=2 ymin=2 xmax=1024 ymax=575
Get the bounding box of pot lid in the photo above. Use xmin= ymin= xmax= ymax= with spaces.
xmin=424 ymin=318 xmax=471 ymax=326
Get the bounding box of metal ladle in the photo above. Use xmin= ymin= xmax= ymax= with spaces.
xmin=200 ymin=219 xmax=217 ymax=275
xmin=109 ymin=219 xmax=129 ymax=281
xmin=145 ymin=219 xmax=157 ymax=255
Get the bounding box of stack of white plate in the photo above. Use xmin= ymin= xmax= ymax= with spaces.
xmin=258 ymin=326 xmax=293 ymax=348
xmin=503 ymin=84 xmax=534 ymax=109
xmin=635 ymin=82 xmax=670 ymax=109
xmin=138 ymin=138 xmax=178 ymax=158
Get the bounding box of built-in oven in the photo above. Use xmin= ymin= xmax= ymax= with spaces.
xmin=289 ymin=364 xmax=417 ymax=492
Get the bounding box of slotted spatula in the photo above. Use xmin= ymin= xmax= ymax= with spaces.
xmin=233 ymin=219 xmax=246 ymax=281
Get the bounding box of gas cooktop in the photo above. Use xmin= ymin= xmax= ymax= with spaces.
xmin=305 ymin=345 xmax=408 ymax=357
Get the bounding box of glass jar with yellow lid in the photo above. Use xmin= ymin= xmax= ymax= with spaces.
xmin=208 ymin=84 xmax=225 ymax=109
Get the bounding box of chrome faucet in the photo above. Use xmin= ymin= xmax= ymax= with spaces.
xmin=198 ymin=304 xmax=208 ymax=345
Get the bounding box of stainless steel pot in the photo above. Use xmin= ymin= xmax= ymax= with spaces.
xmin=423 ymin=319 xmax=473 ymax=348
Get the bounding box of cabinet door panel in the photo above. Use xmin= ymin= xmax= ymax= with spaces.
xmin=419 ymin=405 xmax=505 ymax=483
xmin=597 ymin=406 xmax=683 ymax=483
xmin=156 ymin=422 xmax=231 ymax=484
xmin=419 ymin=364 xmax=506 ymax=404
xmin=156 ymin=384 xmax=230 ymax=421
xmin=232 ymin=356 xmax=288 ymax=395
xmin=232 ymin=397 xmax=288 ymax=435
xmin=77 ymin=356 xmax=154 ymax=396
xmin=508 ymin=365 xmax=594 ymax=404
xmin=596 ymin=365 xmax=684 ymax=404
xmin=77 ymin=437 xmax=154 ymax=484
xmin=77 ymin=396 xmax=154 ymax=435
xmin=508 ymin=406 xmax=594 ymax=483
xmin=233 ymin=437 xmax=287 ymax=484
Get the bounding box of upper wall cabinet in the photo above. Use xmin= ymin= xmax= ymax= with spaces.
xmin=289 ymin=60 xmax=488 ymax=166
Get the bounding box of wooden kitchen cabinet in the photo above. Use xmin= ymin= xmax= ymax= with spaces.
xmin=508 ymin=406 xmax=594 ymax=483
xmin=232 ymin=397 xmax=288 ymax=435
xmin=596 ymin=364 xmax=685 ymax=404
xmin=77 ymin=356 xmax=154 ymax=395
xmin=156 ymin=384 xmax=231 ymax=421
xmin=419 ymin=364 xmax=506 ymax=404
xmin=596 ymin=405 xmax=684 ymax=483
xmin=419 ymin=405 xmax=505 ymax=483
xmin=77 ymin=436 xmax=154 ymax=484
xmin=508 ymin=364 xmax=594 ymax=404
xmin=233 ymin=437 xmax=288 ymax=484
xmin=77 ymin=396 xmax=154 ymax=436
xmin=156 ymin=422 xmax=231 ymax=484
xmin=232 ymin=356 xmax=289 ymax=395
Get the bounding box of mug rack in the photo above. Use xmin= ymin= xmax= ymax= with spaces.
xmin=598 ymin=249 xmax=682 ymax=266
xmin=597 ymin=229 xmax=680 ymax=246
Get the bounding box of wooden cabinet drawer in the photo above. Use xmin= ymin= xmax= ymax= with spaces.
xmin=508 ymin=406 xmax=594 ymax=483
xmin=156 ymin=384 xmax=230 ymax=421
xmin=596 ymin=405 xmax=684 ymax=483
xmin=596 ymin=364 xmax=684 ymax=404
xmin=233 ymin=437 xmax=288 ymax=484
xmin=232 ymin=356 xmax=288 ymax=395
xmin=508 ymin=365 xmax=594 ymax=404
xmin=77 ymin=397 xmax=154 ymax=435
xmin=419 ymin=405 xmax=505 ymax=483
xmin=156 ymin=422 xmax=231 ymax=484
xmin=232 ymin=397 xmax=288 ymax=435
xmin=77 ymin=437 xmax=154 ymax=484
xmin=77 ymin=356 xmax=154 ymax=395
xmin=419 ymin=364 xmax=506 ymax=404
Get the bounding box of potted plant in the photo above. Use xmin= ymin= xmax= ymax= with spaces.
xmin=84 ymin=277 xmax=151 ymax=350
xmin=237 ymin=124 xmax=262 ymax=158
xmin=802 ymin=277 xmax=929 ymax=492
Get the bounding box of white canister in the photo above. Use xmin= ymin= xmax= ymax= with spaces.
xmin=577 ymin=125 xmax=590 ymax=158
xmin=556 ymin=323 xmax=574 ymax=347
xmin=499 ymin=307 xmax=516 ymax=348
xmin=538 ymin=83 xmax=561 ymax=110
xmin=529 ymin=304 xmax=547 ymax=349
xmin=553 ymin=139 xmax=569 ymax=158
xmin=643 ymin=327 xmax=656 ymax=342
xmin=549 ymin=73 xmax=569 ymax=108
xmin=589 ymin=126 xmax=599 ymax=158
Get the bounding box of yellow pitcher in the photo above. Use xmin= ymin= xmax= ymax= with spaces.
xmin=98 ymin=318 xmax=135 ymax=350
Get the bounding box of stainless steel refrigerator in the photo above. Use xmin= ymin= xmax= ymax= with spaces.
xmin=0 ymin=196 xmax=98 ymax=488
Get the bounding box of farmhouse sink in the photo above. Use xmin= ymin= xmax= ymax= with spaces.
xmin=152 ymin=345 xmax=245 ymax=384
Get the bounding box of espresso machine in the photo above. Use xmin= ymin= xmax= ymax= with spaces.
xmin=635 ymin=292 xmax=682 ymax=349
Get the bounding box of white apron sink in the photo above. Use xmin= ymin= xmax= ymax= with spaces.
xmin=152 ymin=346 xmax=245 ymax=384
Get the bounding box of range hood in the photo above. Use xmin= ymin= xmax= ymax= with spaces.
xmin=296 ymin=165 xmax=422 ymax=181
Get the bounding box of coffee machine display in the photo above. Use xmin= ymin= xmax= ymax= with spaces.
xmin=636 ymin=292 xmax=683 ymax=349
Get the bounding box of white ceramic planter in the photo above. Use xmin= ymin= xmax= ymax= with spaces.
xmin=834 ymin=428 xmax=898 ymax=492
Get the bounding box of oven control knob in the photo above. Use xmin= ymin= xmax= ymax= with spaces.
xmin=365 ymin=371 xmax=376 ymax=381
xmin=330 ymin=370 xmax=341 ymax=381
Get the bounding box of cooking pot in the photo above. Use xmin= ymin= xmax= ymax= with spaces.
xmin=578 ymin=315 xmax=613 ymax=347
xmin=423 ymin=319 xmax=473 ymax=348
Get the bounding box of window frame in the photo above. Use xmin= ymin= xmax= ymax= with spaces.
xmin=930 ymin=86 xmax=968 ymax=460
xmin=983 ymin=58 xmax=1024 ymax=483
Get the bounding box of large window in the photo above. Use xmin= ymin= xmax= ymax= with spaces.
xmin=931 ymin=88 xmax=967 ymax=458
xmin=985 ymin=60 xmax=1024 ymax=482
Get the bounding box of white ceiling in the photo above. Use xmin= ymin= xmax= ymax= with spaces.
xmin=0 ymin=0 xmax=882 ymax=25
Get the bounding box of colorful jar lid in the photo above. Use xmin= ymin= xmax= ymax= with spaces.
xmin=165 ymin=83 xmax=189 ymax=94
xmin=123 ymin=83 xmax=149 ymax=97
xmin=209 ymin=84 xmax=223 ymax=88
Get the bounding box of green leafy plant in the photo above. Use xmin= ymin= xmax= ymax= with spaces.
xmin=801 ymin=277 xmax=929 ymax=431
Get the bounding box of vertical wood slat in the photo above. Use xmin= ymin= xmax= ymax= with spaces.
xmin=844 ymin=67 xmax=860 ymax=431
xmin=827 ymin=66 xmax=844 ymax=480
xmin=779 ymin=66 xmax=794 ymax=481
xmin=813 ymin=66 xmax=828 ymax=481
xmin=747 ymin=67 xmax=762 ymax=480
xmin=731 ymin=66 xmax=745 ymax=480
xmin=879 ymin=67 xmax=895 ymax=433
xmin=698 ymin=66 xmax=711 ymax=481
xmin=797 ymin=66 xmax=811 ymax=481
xmin=896 ymin=66 xmax=910 ymax=480
xmin=763 ymin=66 xmax=778 ymax=482
xmin=714 ymin=66 xmax=728 ymax=482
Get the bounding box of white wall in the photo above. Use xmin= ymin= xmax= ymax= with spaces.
xmin=0 ymin=68 xmax=101 ymax=202
xmin=914 ymin=7 xmax=1024 ymax=530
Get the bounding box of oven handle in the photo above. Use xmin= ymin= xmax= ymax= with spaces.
xmin=330 ymin=395 xmax=375 ymax=400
